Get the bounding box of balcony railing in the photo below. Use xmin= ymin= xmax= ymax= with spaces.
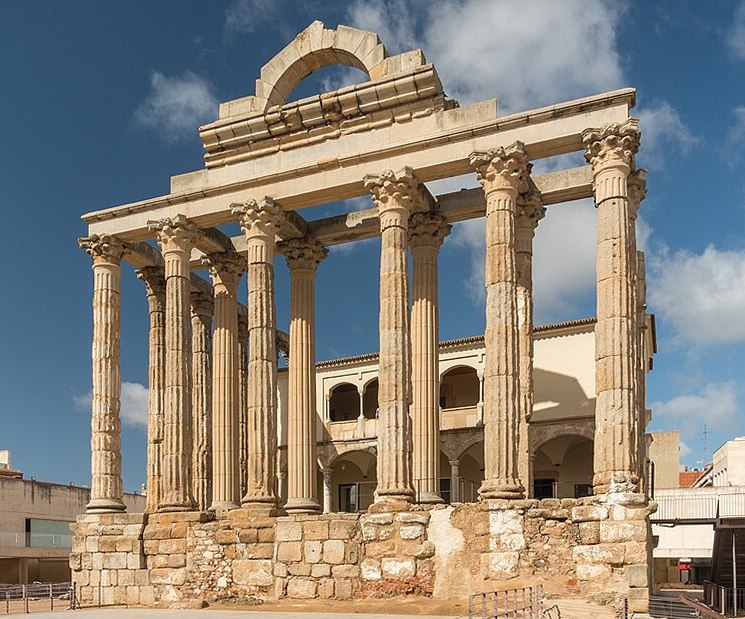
xmin=704 ymin=581 xmax=745 ymax=617
xmin=652 ymin=491 xmax=745 ymax=523
xmin=0 ymin=531 xmax=72 ymax=548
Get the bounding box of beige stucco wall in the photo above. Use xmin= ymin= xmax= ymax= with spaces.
xmin=712 ymin=437 xmax=745 ymax=486
xmin=648 ymin=431 xmax=681 ymax=489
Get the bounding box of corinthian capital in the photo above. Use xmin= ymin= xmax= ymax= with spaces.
xmin=279 ymin=237 xmax=328 ymax=272
xmin=364 ymin=166 xmax=429 ymax=217
xmin=628 ymin=168 xmax=647 ymax=221
xmin=136 ymin=266 xmax=166 ymax=298
xmin=78 ymin=234 xmax=129 ymax=266
xmin=190 ymin=290 xmax=214 ymax=318
xmin=516 ymin=190 xmax=546 ymax=234
xmin=148 ymin=214 xmax=199 ymax=253
xmin=231 ymin=197 xmax=285 ymax=240
xmin=582 ymin=118 xmax=641 ymax=170
xmin=202 ymin=251 xmax=245 ymax=288
xmin=470 ymin=141 xmax=529 ymax=193
xmin=408 ymin=211 xmax=451 ymax=249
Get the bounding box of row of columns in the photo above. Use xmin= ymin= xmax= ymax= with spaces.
xmin=79 ymin=119 xmax=645 ymax=515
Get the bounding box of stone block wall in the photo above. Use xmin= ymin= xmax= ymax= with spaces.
xmin=71 ymin=496 xmax=654 ymax=612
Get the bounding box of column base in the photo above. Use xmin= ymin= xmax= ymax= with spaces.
xmin=284 ymin=497 xmax=322 ymax=514
xmin=209 ymin=500 xmax=240 ymax=515
xmin=241 ymin=500 xmax=280 ymax=516
xmin=157 ymin=501 xmax=197 ymax=513
xmin=86 ymin=498 xmax=126 ymax=513
xmin=478 ymin=478 xmax=525 ymax=500
xmin=417 ymin=491 xmax=445 ymax=505
xmin=369 ymin=497 xmax=412 ymax=513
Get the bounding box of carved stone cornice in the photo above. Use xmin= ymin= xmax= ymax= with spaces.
xmin=231 ymin=197 xmax=286 ymax=241
xmin=136 ymin=266 xmax=166 ymax=298
xmin=469 ymin=142 xmax=529 ymax=194
xmin=148 ymin=214 xmax=199 ymax=254
xmin=78 ymin=234 xmax=129 ymax=266
xmin=279 ymin=238 xmax=328 ymax=272
xmin=190 ymin=290 xmax=214 ymax=318
xmin=408 ymin=211 xmax=451 ymax=249
xmin=364 ymin=167 xmax=428 ymax=227
xmin=627 ymin=168 xmax=647 ymax=221
xmin=582 ymin=118 xmax=640 ymax=171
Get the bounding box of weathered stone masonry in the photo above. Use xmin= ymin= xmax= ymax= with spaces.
xmin=73 ymin=21 xmax=655 ymax=613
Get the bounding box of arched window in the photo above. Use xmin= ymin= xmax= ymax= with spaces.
xmin=440 ymin=366 xmax=479 ymax=409
xmin=362 ymin=379 xmax=379 ymax=419
xmin=329 ymin=383 xmax=359 ymax=422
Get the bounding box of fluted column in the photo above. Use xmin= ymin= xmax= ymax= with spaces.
xmin=232 ymin=197 xmax=285 ymax=510
xmin=191 ymin=290 xmax=213 ymax=511
xmin=470 ymin=143 xmax=529 ymax=500
xmin=409 ymin=212 xmax=450 ymax=503
xmin=322 ymin=468 xmax=333 ymax=514
xmin=136 ymin=266 xmax=166 ymax=513
xmin=149 ymin=215 xmax=198 ymax=511
xmin=237 ymin=306 xmax=249 ymax=498
xmin=204 ymin=252 xmax=244 ymax=511
xmin=280 ymin=238 xmax=327 ymax=514
xmin=365 ymin=167 xmax=425 ymax=506
xmin=583 ymin=119 xmax=641 ymax=495
xmin=515 ymin=190 xmax=545 ymax=498
xmin=79 ymin=234 xmax=128 ymax=513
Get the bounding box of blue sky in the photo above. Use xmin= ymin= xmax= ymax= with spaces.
xmin=1 ymin=1 xmax=744 ymax=492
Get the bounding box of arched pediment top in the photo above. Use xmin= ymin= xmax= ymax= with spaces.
xmin=252 ymin=21 xmax=423 ymax=113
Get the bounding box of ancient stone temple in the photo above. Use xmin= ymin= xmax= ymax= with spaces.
xmin=72 ymin=21 xmax=655 ymax=611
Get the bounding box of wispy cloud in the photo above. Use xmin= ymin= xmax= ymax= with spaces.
xmin=726 ymin=0 xmax=745 ymax=60
xmin=651 ymin=382 xmax=739 ymax=438
xmin=225 ymin=0 xmax=281 ymax=37
xmin=349 ymin=0 xmax=626 ymax=112
xmin=73 ymin=382 xmax=149 ymax=429
xmin=648 ymin=244 xmax=745 ymax=346
xmin=637 ymin=101 xmax=698 ymax=169
xmin=133 ymin=71 xmax=217 ymax=142
xmin=724 ymin=106 xmax=745 ymax=166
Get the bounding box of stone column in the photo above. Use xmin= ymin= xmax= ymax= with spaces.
xmin=582 ymin=119 xmax=642 ymax=495
xmin=232 ymin=198 xmax=285 ymax=510
xmin=79 ymin=234 xmax=128 ymax=513
xmin=515 ymin=190 xmax=545 ymax=499
xmin=237 ymin=306 xmax=249 ymax=498
xmin=280 ymin=238 xmax=328 ymax=514
xmin=322 ymin=468 xmax=333 ymax=514
xmin=149 ymin=215 xmax=198 ymax=511
xmin=449 ymin=459 xmax=460 ymax=503
xmin=470 ymin=143 xmax=529 ymax=500
xmin=204 ymin=252 xmax=244 ymax=512
xmin=191 ymin=290 xmax=213 ymax=512
xmin=136 ymin=266 xmax=166 ymax=513
xmin=365 ymin=167 xmax=425 ymax=507
xmin=409 ymin=212 xmax=450 ymax=504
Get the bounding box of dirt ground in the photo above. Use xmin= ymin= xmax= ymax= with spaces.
xmin=210 ymin=596 xmax=469 ymax=616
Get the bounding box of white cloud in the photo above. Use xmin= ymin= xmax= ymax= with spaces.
xmin=679 ymin=440 xmax=692 ymax=460
xmin=648 ymin=245 xmax=745 ymax=346
xmin=134 ymin=71 xmax=218 ymax=142
xmin=651 ymin=382 xmax=739 ymax=437
xmin=224 ymin=0 xmax=279 ymax=37
xmin=727 ymin=1 xmax=745 ymax=60
xmin=349 ymin=0 xmax=626 ymax=112
xmin=448 ymin=199 xmax=597 ymax=322
xmin=73 ymin=382 xmax=149 ymax=429
xmin=637 ymin=101 xmax=698 ymax=169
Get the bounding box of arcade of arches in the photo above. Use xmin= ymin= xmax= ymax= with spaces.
xmin=72 ymin=20 xmax=656 ymax=612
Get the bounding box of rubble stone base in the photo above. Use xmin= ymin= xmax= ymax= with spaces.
xmin=71 ymin=495 xmax=654 ymax=612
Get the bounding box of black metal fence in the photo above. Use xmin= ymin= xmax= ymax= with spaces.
xmin=0 ymin=582 xmax=76 ymax=614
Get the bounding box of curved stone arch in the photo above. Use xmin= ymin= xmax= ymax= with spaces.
xmin=255 ymin=21 xmax=386 ymax=111
xmin=324 ymin=377 xmax=361 ymax=399
xmin=455 ymin=435 xmax=486 ymax=462
xmin=325 ymin=443 xmax=378 ymax=469
xmin=438 ymin=362 xmax=480 ymax=382
xmin=361 ymin=375 xmax=379 ymax=392
xmin=530 ymin=423 xmax=594 ymax=455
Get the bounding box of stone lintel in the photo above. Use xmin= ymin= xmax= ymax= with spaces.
xmin=126 ymin=241 xmax=164 ymax=269
xmin=84 ymin=90 xmax=633 ymax=239
xmin=194 ymin=226 xmax=234 ymax=255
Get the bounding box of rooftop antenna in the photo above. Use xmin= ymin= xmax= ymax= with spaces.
xmin=701 ymin=424 xmax=710 ymax=467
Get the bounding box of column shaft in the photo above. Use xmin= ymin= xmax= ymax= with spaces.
xmin=470 ymin=144 xmax=529 ymax=499
xmin=137 ymin=267 xmax=166 ymax=513
xmin=233 ymin=198 xmax=285 ymax=510
xmin=282 ymin=239 xmax=327 ymax=514
xmin=191 ymin=291 xmax=213 ymax=511
xmin=365 ymin=168 xmax=424 ymax=506
xmin=238 ymin=307 xmax=249 ymax=499
xmin=79 ymin=235 xmax=128 ymax=513
xmin=150 ymin=215 xmax=197 ymax=511
xmin=409 ymin=213 xmax=450 ymax=503
xmin=583 ymin=120 xmax=642 ymax=494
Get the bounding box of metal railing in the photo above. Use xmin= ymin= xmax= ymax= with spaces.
xmin=652 ymin=491 xmax=745 ymax=523
xmin=704 ymin=581 xmax=745 ymax=616
xmin=0 ymin=582 xmax=76 ymax=614
xmin=468 ymin=585 xmax=543 ymax=619
xmin=414 ymin=477 xmax=481 ymax=504
xmin=0 ymin=532 xmax=72 ymax=549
